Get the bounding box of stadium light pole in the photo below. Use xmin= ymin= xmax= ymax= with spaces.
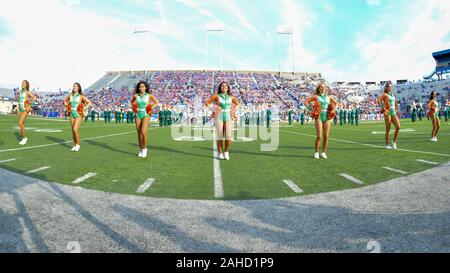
xmin=277 ymin=27 xmax=295 ymax=74
xmin=205 ymin=23 xmax=224 ymax=71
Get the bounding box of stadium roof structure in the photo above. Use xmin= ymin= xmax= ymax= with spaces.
xmin=424 ymin=48 xmax=450 ymax=80
xmin=432 ymin=48 xmax=450 ymax=57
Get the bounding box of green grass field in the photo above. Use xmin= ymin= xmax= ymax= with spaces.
xmin=0 ymin=114 xmax=449 ymax=200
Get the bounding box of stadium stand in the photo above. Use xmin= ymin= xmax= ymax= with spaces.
xmin=12 ymin=70 xmax=449 ymax=121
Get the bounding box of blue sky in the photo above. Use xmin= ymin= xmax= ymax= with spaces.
xmin=0 ymin=0 xmax=449 ymax=91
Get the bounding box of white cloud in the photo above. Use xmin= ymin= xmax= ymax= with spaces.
xmin=0 ymin=0 xmax=182 ymax=91
xmin=277 ymin=0 xmax=345 ymax=81
xmin=367 ymin=0 xmax=381 ymax=6
xmin=353 ymin=0 xmax=450 ymax=82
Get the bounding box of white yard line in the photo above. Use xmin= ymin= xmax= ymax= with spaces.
xmin=26 ymin=166 xmax=50 ymax=174
xmin=213 ymin=133 xmax=224 ymax=198
xmin=415 ymin=159 xmax=439 ymax=165
xmin=0 ymin=158 xmax=16 ymax=163
xmin=283 ymin=179 xmax=303 ymax=193
xmin=72 ymin=173 xmax=97 ymax=184
xmin=280 ymin=130 xmax=450 ymax=157
xmin=339 ymin=173 xmax=364 ymax=185
xmin=382 ymin=167 xmax=408 ymax=175
xmin=136 ymin=178 xmax=156 ymax=193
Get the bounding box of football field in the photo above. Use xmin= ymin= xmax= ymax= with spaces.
xmin=1 ymin=114 xmax=449 ymax=200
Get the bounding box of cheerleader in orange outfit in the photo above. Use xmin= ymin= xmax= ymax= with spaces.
xmin=205 ymin=82 xmax=239 ymax=160
xmin=304 ymin=82 xmax=338 ymax=159
xmin=130 ymin=81 xmax=160 ymax=158
xmin=63 ymin=83 xmax=92 ymax=152
xmin=17 ymin=80 xmax=37 ymax=145
xmin=427 ymin=91 xmax=440 ymax=142
xmin=376 ymin=82 xmax=401 ymax=150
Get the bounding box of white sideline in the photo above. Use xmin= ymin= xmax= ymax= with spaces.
xmin=280 ymin=130 xmax=450 ymax=157
xmin=0 ymin=127 xmax=158 ymax=153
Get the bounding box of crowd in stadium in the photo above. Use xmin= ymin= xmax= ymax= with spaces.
xmin=4 ymin=70 xmax=449 ymax=122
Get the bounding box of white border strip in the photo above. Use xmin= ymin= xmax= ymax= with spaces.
xmin=339 ymin=173 xmax=364 ymax=185
xmin=283 ymin=179 xmax=303 ymax=193
xmin=382 ymin=167 xmax=407 ymax=175
xmin=136 ymin=178 xmax=156 ymax=193
xmin=26 ymin=166 xmax=50 ymax=174
xmin=72 ymin=172 xmax=97 ymax=184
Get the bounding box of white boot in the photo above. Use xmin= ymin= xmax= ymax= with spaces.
xmin=391 ymin=141 xmax=397 ymax=150
xmin=321 ymin=152 xmax=328 ymax=159
xmin=224 ymin=152 xmax=230 ymax=160
xmin=73 ymin=144 xmax=80 ymax=152
xmin=314 ymin=152 xmax=320 ymax=159
xmin=218 ymin=153 xmax=225 ymax=160
xmin=138 ymin=150 xmax=143 ymax=157
xmin=19 ymin=138 xmax=27 ymax=145
xmin=141 ymin=148 xmax=148 ymax=158
xmin=71 ymin=146 xmax=77 ymax=151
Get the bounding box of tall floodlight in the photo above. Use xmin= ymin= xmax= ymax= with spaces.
xmin=205 ymin=23 xmax=224 ymax=70
xmin=277 ymin=26 xmax=295 ymax=74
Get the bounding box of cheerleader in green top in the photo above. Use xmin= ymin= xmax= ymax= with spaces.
xmin=63 ymin=83 xmax=92 ymax=152
xmin=205 ymin=82 xmax=239 ymax=161
xmin=427 ymin=91 xmax=440 ymax=142
xmin=17 ymin=80 xmax=37 ymax=145
xmin=376 ymin=82 xmax=401 ymax=150
xmin=131 ymin=81 xmax=160 ymax=158
xmin=304 ymin=82 xmax=338 ymax=159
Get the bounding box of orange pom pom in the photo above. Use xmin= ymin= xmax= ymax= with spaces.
xmin=146 ymin=104 xmax=153 ymax=114
xmin=309 ymin=103 xmax=320 ymax=119
xmin=131 ymin=102 xmax=138 ymax=113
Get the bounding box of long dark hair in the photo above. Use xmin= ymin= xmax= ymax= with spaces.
xmin=429 ymin=91 xmax=436 ymax=101
xmin=383 ymin=82 xmax=392 ymax=94
xmin=72 ymin=82 xmax=82 ymax=95
xmin=135 ymin=81 xmax=151 ymax=94
xmin=217 ymin=81 xmax=231 ymax=96
xmin=22 ymin=80 xmax=30 ymax=91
